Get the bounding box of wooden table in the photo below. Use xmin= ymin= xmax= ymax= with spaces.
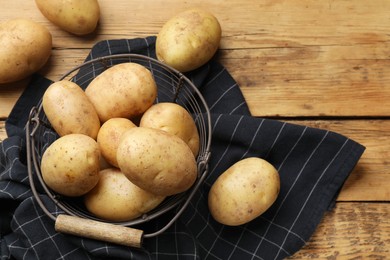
xmin=1 ymin=1 xmax=389 ymax=258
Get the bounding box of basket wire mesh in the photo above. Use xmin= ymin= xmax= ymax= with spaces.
xmin=26 ymin=54 xmax=212 ymax=242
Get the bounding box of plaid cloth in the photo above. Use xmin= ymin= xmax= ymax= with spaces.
xmin=0 ymin=36 xmax=365 ymax=260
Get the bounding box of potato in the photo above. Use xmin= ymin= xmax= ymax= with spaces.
xmin=42 ymin=80 xmax=101 ymax=139
xmin=85 ymin=63 xmax=157 ymax=123
xmin=117 ymin=127 xmax=197 ymax=196
xmin=84 ymin=168 xmax=166 ymax=222
xmin=208 ymin=157 xmax=280 ymax=226
xmin=97 ymin=118 xmax=137 ymax=167
xmin=0 ymin=19 xmax=52 ymax=84
xmin=35 ymin=0 xmax=100 ymax=35
xmin=140 ymin=102 xmax=200 ymax=157
xmin=156 ymin=8 xmax=222 ymax=72
xmin=41 ymin=134 xmax=101 ymax=197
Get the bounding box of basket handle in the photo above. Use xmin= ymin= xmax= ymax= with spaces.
xmin=55 ymin=214 xmax=143 ymax=248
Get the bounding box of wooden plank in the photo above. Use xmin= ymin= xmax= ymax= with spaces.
xmin=0 ymin=79 xmax=29 ymax=119
xmin=289 ymin=202 xmax=390 ymax=259
xmin=222 ymin=45 xmax=390 ymax=117
xmin=1 ymin=0 xmax=389 ymax=200
xmin=1 ymin=1 xmax=389 ymax=259
xmin=1 ymin=1 xmax=390 ymax=117
xmin=2 ymin=44 xmax=390 ymax=118
xmin=1 ymin=119 xmax=389 ymax=202
xmin=2 ymin=0 xmax=390 ymax=48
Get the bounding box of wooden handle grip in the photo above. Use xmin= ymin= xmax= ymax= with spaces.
xmin=55 ymin=214 xmax=143 ymax=248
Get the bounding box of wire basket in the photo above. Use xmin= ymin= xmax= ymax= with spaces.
xmin=25 ymin=54 xmax=212 ymax=247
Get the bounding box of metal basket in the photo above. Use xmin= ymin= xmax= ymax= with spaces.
xmin=25 ymin=54 xmax=212 ymax=247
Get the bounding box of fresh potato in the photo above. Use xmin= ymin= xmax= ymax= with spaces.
xmin=97 ymin=118 xmax=137 ymax=167
xmin=84 ymin=168 xmax=166 ymax=222
xmin=42 ymin=80 xmax=101 ymax=139
xmin=208 ymin=157 xmax=280 ymax=226
xmin=156 ymin=8 xmax=222 ymax=72
xmin=0 ymin=19 xmax=52 ymax=84
xmin=41 ymin=134 xmax=101 ymax=197
xmin=85 ymin=63 xmax=157 ymax=123
xmin=117 ymin=127 xmax=197 ymax=196
xmin=35 ymin=0 xmax=100 ymax=35
xmin=140 ymin=102 xmax=200 ymax=157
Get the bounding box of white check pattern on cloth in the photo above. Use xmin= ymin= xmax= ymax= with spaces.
xmin=0 ymin=36 xmax=365 ymax=260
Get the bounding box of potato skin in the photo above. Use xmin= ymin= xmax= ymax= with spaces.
xmin=42 ymin=80 xmax=101 ymax=139
xmin=140 ymin=102 xmax=200 ymax=157
xmin=41 ymin=134 xmax=101 ymax=197
xmin=97 ymin=118 xmax=136 ymax=167
xmin=0 ymin=19 xmax=52 ymax=84
xmin=35 ymin=0 xmax=100 ymax=35
xmin=85 ymin=63 xmax=157 ymax=123
xmin=84 ymin=168 xmax=165 ymax=222
xmin=156 ymin=8 xmax=221 ymax=72
xmin=117 ymin=127 xmax=197 ymax=196
xmin=208 ymin=157 xmax=280 ymax=226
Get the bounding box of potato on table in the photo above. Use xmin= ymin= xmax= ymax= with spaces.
xmin=156 ymin=8 xmax=222 ymax=72
xmin=35 ymin=0 xmax=100 ymax=35
xmin=0 ymin=19 xmax=52 ymax=84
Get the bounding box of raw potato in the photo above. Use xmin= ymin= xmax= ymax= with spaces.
xmin=208 ymin=157 xmax=280 ymax=226
xmin=41 ymin=134 xmax=101 ymax=197
xmin=156 ymin=8 xmax=222 ymax=72
xmin=97 ymin=118 xmax=137 ymax=167
xmin=84 ymin=168 xmax=166 ymax=222
xmin=35 ymin=0 xmax=100 ymax=35
xmin=140 ymin=102 xmax=200 ymax=156
xmin=0 ymin=19 xmax=52 ymax=84
xmin=117 ymin=127 xmax=197 ymax=196
xmin=85 ymin=63 xmax=157 ymax=123
xmin=42 ymin=80 xmax=101 ymax=139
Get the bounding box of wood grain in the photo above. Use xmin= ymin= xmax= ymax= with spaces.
xmin=0 ymin=79 xmax=29 ymax=119
xmin=1 ymin=0 xmax=389 ymax=258
xmin=2 ymin=0 xmax=390 ymax=117
xmin=55 ymin=215 xmax=143 ymax=248
xmin=222 ymin=46 xmax=390 ymax=117
xmin=2 ymin=45 xmax=390 ymax=118
xmin=289 ymin=202 xmax=390 ymax=259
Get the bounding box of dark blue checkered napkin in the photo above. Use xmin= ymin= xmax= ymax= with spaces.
xmin=0 ymin=36 xmax=365 ymax=260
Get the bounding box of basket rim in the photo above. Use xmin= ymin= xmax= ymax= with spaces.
xmin=26 ymin=53 xmax=213 ymax=236
xmin=58 ymin=53 xmax=212 ymax=160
